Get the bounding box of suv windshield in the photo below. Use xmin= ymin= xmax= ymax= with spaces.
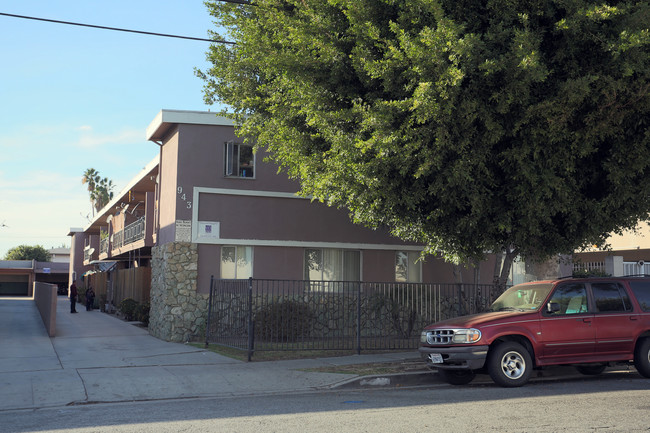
xmin=489 ymin=283 xmax=554 ymax=312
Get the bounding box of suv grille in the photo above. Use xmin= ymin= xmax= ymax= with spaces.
xmin=426 ymin=329 xmax=455 ymax=345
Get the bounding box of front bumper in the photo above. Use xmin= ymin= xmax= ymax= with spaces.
xmin=419 ymin=345 xmax=489 ymax=370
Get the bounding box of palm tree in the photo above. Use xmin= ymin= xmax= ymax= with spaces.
xmin=82 ymin=169 xmax=114 ymax=216
xmin=82 ymin=168 xmax=100 ymax=216
xmin=92 ymin=177 xmax=115 ymax=212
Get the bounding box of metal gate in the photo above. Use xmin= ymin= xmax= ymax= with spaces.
xmin=205 ymin=277 xmax=502 ymax=360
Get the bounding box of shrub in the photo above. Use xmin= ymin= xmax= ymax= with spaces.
xmin=136 ymin=302 xmax=150 ymax=326
xmin=119 ymin=298 xmax=139 ymax=321
xmin=573 ymin=269 xmax=611 ymax=278
xmin=254 ymin=300 xmax=315 ymax=342
xmin=98 ymin=294 xmax=107 ymax=312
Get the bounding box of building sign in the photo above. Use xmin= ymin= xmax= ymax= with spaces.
xmin=198 ymin=221 xmax=220 ymax=239
xmin=175 ymin=220 xmax=192 ymax=242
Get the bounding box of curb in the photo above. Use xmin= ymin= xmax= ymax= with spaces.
xmin=331 ymin=371 xmax=440 ymax=389
xmin=329 ymin=366 xmax=640 ymax=389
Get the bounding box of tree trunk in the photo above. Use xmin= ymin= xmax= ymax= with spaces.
xmin=493 ymin=247 xmax=518 ymax=294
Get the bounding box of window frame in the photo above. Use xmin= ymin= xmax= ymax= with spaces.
xmin=224 ymin=141 xmax=255 ymax=179
xmin=304 ymin=248 xmax=361 ymax=291
xmin=590 ymin=282 xmax=633 ymax=313
xmin=220 ymin=245 xmax=254 ymax=279
xmin=543 ymin=283 xmax=589 ymax=316
xmin=628 ymin=280 xmax=650 ymax=312
xmin=395 ymin=251 xmax=422 ymax=283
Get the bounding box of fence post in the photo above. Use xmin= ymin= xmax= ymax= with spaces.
xmin=247 ymin=277 xmax=254 ymax=362
xmin=205 ymin=275 xmax=214 ymax=348
xmin=457 ymin=284 xmax=463 ymax=317
xmin=356 ymin=282 xmax=361 ymax=355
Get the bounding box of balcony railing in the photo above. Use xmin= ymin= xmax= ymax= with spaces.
xmin=113 ymin=231 xmax=123 ymax=249
xmin=113 ymin=217 xmax=146 ymax=251
xmin=124 ymin=217 xmax=145 ymax=245
xmin=100 ymin=237 xmax=109 ymax=255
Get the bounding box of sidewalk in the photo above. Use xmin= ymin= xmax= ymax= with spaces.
xmin=0 ymin=296 xmax=425 ymax=411
xmin=0 ymin=297 xmax=637 ymax=411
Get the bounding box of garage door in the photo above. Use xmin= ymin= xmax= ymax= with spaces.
xmin=0 ymin=275 xmax=29 ymax=296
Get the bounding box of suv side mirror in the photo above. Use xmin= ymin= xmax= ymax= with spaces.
xmin=547 ymin=302 xmax=560 ymax=314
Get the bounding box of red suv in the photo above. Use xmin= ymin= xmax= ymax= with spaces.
xmin=419 ymin=277 xmax=650 ymax=387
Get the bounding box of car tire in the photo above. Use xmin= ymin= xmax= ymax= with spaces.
xmin=634 ymin=338 xmax=650 ymax=378
xmin=438 ymin=369 xmax=476 ymax=385
xmin=487 ymin=341 xmax=533 ymax=387
xmin=575 ymin=364 xmax=607 ymax=375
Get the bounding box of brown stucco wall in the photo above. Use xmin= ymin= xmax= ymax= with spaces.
xmin=157 ymin=127 xmax=181 ymax=245
xmin=33 ymin=282 xmax=57 ymax=337
xmin=68 ymin=232 xmax=93 ymax=288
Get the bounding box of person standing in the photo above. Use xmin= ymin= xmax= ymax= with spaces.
xmin=69 ymin=282 xmax=78 ymax=313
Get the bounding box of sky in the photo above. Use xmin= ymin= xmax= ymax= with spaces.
xmin=0 ymin=1 xmax=221 ymax=258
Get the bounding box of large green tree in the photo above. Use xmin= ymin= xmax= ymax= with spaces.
xmin=5 ymin=245 xmax=51 ymax=261
xmin=198 ymin=0 xmax=650 ymax=283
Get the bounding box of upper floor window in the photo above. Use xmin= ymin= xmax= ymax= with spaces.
xmin=395 ymin=251 xmax=421 ymax=283
xmin=225 ymin=141 xmax=255 ymax=178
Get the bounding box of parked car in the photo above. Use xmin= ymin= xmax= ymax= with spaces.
xmin=419 ymin=277 xmax=650 ymax=387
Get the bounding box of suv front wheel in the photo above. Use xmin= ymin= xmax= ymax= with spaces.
xmin=487 ymin=341 xmax=533 ymax=387
xmin=634 ymin=338 xmax=650 ymax=378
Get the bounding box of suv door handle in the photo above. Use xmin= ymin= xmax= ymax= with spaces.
xmin=630 ymin=316 xmax=639 ymax=321
xmin=581 ymin=318 xmax=592 ymax=324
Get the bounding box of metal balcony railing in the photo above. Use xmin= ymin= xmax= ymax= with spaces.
xmin=124 ymin=217 xmax=145 ymax=245
xmin=113 ymin=217 xmax=146 ymax=251
xmin=100 ymin=237 xmax=109 ymax=255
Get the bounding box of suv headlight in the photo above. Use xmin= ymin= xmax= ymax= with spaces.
xmin=452 ymin=328 xmax=482 ymax=343
xmin=420 ymin=328 xmax=482 ymax=345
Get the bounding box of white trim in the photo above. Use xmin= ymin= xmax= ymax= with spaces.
xmin=146 ymin=109 xmax=234 ymax=141
xmin=194 ymin=186 xmax=304 ymax=200
xmin=190 ymin=186 xmax=424 ymax=251
xmin=192 ymin=237 xmax=423 ymax=251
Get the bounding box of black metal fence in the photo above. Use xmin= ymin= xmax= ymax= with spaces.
xmin=205 ymin=277 xmax=504 ymax=360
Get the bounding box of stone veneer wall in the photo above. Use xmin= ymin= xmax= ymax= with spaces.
xmin=149 ymin=242 xmax=209 ymax=342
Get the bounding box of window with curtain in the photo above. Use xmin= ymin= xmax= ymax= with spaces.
xmin=221 ymin=246 xmax=253 ymax=279
xmin=395 ymin=251 xmax=422 ymax=283
xmin=304 ymin=248 xmax=360 ymax=291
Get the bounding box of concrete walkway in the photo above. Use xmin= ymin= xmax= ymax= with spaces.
xmin=0 ymin=297 xmax=423 ymax=411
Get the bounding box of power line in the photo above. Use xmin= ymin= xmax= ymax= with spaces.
xmin=0 ymin=12 xmax=235 ymax=44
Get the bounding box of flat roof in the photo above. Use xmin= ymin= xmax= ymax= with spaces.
xmin=146 ymin=109 xmax=234 ymax=142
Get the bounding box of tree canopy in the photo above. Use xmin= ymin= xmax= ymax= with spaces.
xmin=5 ymin=245 xmax=51 ymax=261
xmin=198 ymin=0 xmax=650 ymax=270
